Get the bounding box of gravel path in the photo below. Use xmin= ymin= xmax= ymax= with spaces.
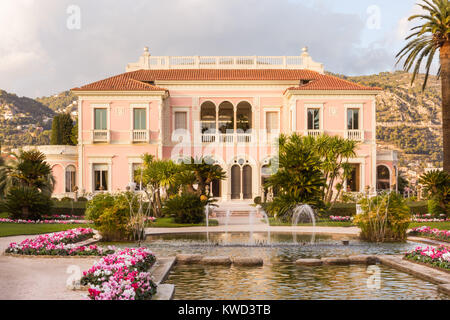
xmin=0 ymin=234 xmax=96 ymax=300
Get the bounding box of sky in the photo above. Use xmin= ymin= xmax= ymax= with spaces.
xmin=0 ymin=0 xmax=437 ymax=98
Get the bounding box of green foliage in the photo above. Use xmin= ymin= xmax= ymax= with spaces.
xmin=85 ymin=193 xmax=115 ymax=222
xmin=419 ymin=170 xmax=450 ymax=216
xmin=71 ymin=121 xmax=78 ymax=145
xmin=0 ymin=149 xmax=54 ymax=197
xmin=162 ymin=193 xmax=205 ymax=224
xmin=264 ymin=134 xmax=326 ymax=222
xmin=85 ymin=192 xmax=136 ymax=241
xmin=178 ymin=156 xmax=227 ymax=196
xmin=354 ymin=192 xmax=411 ymax=242
xmin=396 ymin=0 xmax=450 ymax=90
xmin=60 ymin=197 xmax=73 ymax=202
xmin=253 ymin=196 xmax=262 ymax=205
xmin=323 ymin=203 xmax=357 ymax=217
xmin=407 ymin=201 xmax=429 ymax=214
xmin=51 ymin=113 xmax=74 ymax=145
xmin=77 ymin=196 xmax=88 ymax=202
xmin=0 ymin=186 xmax=52 ymax=220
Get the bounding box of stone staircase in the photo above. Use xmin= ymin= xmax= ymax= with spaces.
xmin=210 ymin=201 xmax=257 ymax=218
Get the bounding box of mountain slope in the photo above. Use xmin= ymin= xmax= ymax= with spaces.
xmin=332 ymin=71 xmax=443 ymax=166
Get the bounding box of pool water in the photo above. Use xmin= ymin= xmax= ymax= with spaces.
xmin=104 ymin=232 xmax=449 ymax=300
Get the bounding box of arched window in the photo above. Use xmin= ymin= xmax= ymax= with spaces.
xmin=377 ymin=165 xmax=391 ymax=191
xmin=65 ymin=165 xmax=76 ymax=192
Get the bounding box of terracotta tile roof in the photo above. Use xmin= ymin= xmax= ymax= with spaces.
xmin=285 ymin=74 xmax=382 ymax=92
xmin=72 ymin=69 xmax=381 ymax=92
xmin=72 ymin=73 xmax=168 ymax=92
xmin=128 ymin=69 xmax=320 ymax=81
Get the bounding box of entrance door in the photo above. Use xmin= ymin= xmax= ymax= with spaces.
xmin=231 ymin=165 xmax=241 ymax=199
xmin=242 ymin=165 xmax=252 ymax=199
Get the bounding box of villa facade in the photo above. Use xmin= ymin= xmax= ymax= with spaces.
xmin=31 ymin=47 xmax=399 ymax=201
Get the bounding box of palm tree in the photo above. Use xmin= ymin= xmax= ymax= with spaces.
xmin=179 ymin=156 xmax=226 ymax=196
xmin=419 ymin=169 xmax=449 ymax=215
xmin=396 ymin=0 xmax=450 ymax=172
xmin=0 ymin=149 xmax=54 ymax=197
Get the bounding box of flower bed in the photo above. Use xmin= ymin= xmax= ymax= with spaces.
xmin=81 ymin=248 xmax=157 ymax=300
xmin=329 ymin=216 xmax=352 ymax=222
xmin=412 ymin=214 xmax=449 ymax=223
xmin=0 ymin=218 xmax=88 ymax=224
xmin=404 ymin=246 xmax=450 ymax=271
xmin=409 ymin=226 xmax=450 ymax=242
xmin=42 ymin=215 xmax=85 ymax=220
xmin=5 ymin=228 xmax=114 ymax=256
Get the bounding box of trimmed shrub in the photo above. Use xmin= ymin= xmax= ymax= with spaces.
xmin=77 ymin=197 xmax=88 ymax=202
xmin=162 ymin=194 xmax=205 ymax=224
xmin=323 ymin=203 xmax=356 ymax=217
xmin=0 ymin=186 xmax=53 ymax=220
xmin=254 ymin=196 xmax=262 ymax=205
xmin=407 ymin=201 xmax=428 ymax=215
xmin=60 ymin=197 xmax=74 ymax=202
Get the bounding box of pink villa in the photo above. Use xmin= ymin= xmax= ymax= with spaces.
xmin=28 ymin=47 xmax=398 ymax=201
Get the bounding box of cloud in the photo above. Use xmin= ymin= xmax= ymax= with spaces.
xmin=0 ymin=0 xmax=397 ymax=97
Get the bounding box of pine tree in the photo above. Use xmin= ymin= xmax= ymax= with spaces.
xmin=50 ymin=114 xmax=74 ymax=145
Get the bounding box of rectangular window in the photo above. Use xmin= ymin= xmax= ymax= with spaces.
xmin=132 ymin=163 xmax=143 ymax=191
xmin=346 ymin=164 xmax=361 ymax=192
xmin=174 ymin=111 xmax=187 ymax=130
xmin=133 ymin=108 xmax=146 ymax=130
xmin=347 ymin=109 xmax=359 ymax=130
xmin=307 ymin=109 xmax=320 ymax=130
xmin=94 ymin=108 xmax=107 ymax=130
xmin=94 ymin=164 xmax=108 ymax=191
xmin=266 ymin=111 xmax=279 ymax=133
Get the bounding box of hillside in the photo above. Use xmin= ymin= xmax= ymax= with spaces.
xmin=0 ymin=90 xmax=56 ymax=149
xmin=332 ymin=71 xmax=443 ymax=167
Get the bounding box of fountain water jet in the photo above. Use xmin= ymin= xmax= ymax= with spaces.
xmin=292 ymin=204 xmax=316 ymax=245
xmin=256 ymin=205 xmax=271 ymax=245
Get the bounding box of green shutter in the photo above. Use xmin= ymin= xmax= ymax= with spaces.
xmin=134 ymin=109 xmax=146 ymax=130
xmin=95 ymin=109 xmax=107 ymax=130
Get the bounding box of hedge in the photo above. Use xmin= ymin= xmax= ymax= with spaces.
xmin=49 ymin=200 xmax=86 ymax=217
xmin=406 ymin=201 xmax=428 ymax=215
xmin=323 ymin=203 xmax=356 ymax=217
xmin=323 ymin=201 xmax=427 ymax=217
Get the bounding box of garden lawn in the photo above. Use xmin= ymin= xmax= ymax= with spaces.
xmin=410 ymin=222 xmax=450 ymax=230
xmin=148 ymin=217 xmax=219 ymax=228
xmin=0 ymin=223 xmax=93 ymax=237
xmin=268 ymin=218 xmax=353 ymax=227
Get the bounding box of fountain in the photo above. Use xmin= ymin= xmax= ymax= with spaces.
xmin=256 ymin=205 xmax=271 ymax=245
xmin=292 ymin=204 xmax=316 ymax=245
xmin=225 ymin=209 xmax=231 ymax=235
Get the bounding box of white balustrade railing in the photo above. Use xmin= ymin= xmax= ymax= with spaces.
xmin=127 ymin=55 xmax=324 ymax=73
xmin=201 ymin=133 xmax=252 ymax=144
xmin=92 ymin=130 xmax=109 ymax=142
xmin=306 ymin=130 xmax=323 ymax=138
xmin=345 ymin=130 xmax=364 ymax=141
xmin=132 ymin=130 xmax=148 ymax=142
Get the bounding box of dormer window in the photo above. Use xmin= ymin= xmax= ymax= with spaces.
xmin=300 ymin=80 xmax=311 ymax=86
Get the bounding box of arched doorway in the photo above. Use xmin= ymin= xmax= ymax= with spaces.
xmin=230 ymin=158 xmax=253 ymax=200
xmin=377 ymin=165 xmax=391 ymax=191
